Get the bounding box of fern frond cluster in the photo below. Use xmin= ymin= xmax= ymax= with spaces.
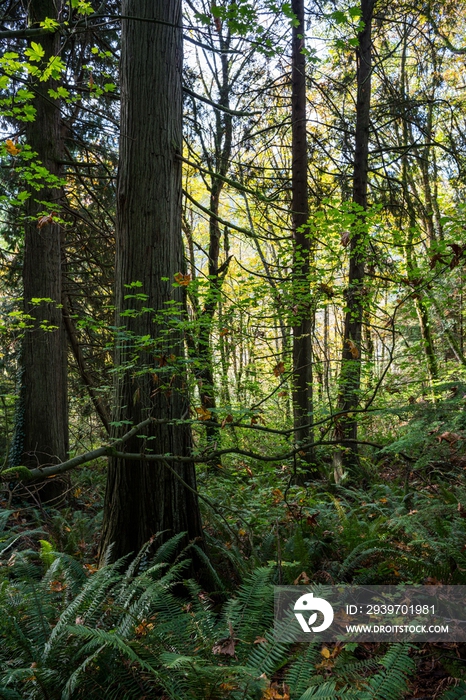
xmin=0 ymin=541 xmax=426 ymax=700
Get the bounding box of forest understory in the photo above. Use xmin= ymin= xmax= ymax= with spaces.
xmin=2 ymin=0 xmax=466 ymax=697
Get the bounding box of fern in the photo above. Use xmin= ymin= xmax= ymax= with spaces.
xmin=364 ymin=644 xmax=415 ymax=700
xmin=438 ymin=681 xmax=466 ymax=699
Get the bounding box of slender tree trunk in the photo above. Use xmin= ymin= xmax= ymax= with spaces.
xmin=99 ymin=0 xmax=205 ymax=567
xmin=196 ymin=34 xmax=233 ymax=447
xmin=399 ymin=22 xmax=439 ymax=392
xmin=335 ymin=0 xmax=374 ymax=468
xmin=291 ymin=0 xmax=314 ymax=461
xmin=14 ymin=0 xmax=68 ymax=503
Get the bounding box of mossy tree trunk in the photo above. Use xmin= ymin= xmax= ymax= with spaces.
xmin=291 ymin=0 xmax=314 ymax=463
xmin=335 ymin=0 xmax=375 ymax=468
xmin=16 ymin=0 xmax=68 ymax=503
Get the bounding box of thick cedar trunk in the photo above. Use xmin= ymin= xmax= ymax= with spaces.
xmin=336 ymin=0 xmax=374 ymax=465
xmin=291 ymin=0 xmax=313 ymax=459
xmin=16 ymin=0 xmax=68 ymax=502
xmin=99 ymin=0 xmax=204 ymax=564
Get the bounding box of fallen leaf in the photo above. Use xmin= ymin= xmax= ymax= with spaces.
xmin=293 ymin=571 xmax=310 ymax=585
xmin=272 ymin=488 xmax=283 ymax=504
xmin=261 ymin=683 xmax=290 ymax=700
xmin=212 ymin=623 xmax=236 ymax=657
xmin=135 ymin=619 xmax=154 ymax=637
xmin=50 ymin=580 xmax=66 ymax=592
xmin=83 ymin=563 xmax=98 ymax=574
xmin=437 ymin=431 xmax=462 ymax=444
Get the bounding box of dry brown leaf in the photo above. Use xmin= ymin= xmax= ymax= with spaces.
xmin=293 ymin=571 xmax=310 ymax=585
xmin=437 ymin=431 xmax=461 ymax=445
xmin=212 ymin=623 xmax=236 ymax=657
xmin=37 ymin=212 xmax=56 ymax=229
xmin=346 ymin=339 xmax=359 ymax=358
xmin=261 ymin=683 xmax=290 ymax=700
xmin=273 ymin=361 xmax=285 ymax=377
xmin=221 ymin=413 xmax=233 ymax=428
xmin=340 ymin=230 xmax=350 ymax=247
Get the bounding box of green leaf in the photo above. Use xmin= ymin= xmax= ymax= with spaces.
xmin=39 ymin=17 xmax=60 ymax=30
xmin=348 ymin=6 xmax=362 ymax=19
xmin=25 ymin=41 xmax=45 ymax=62
xmin=331 ymin=10 xmax=347 ymax=24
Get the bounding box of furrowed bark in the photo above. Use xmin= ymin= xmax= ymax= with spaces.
xmin=99 ymin=0 xmax=205 ymax=568
xmin=14 ymin=0 xmax=68 ymax=504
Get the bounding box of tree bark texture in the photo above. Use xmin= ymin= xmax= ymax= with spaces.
xmin=336 ymin=0 xmax=374 ymax=462
xmin=15 ymin=0 xmax=68 ymax=502
xmin=100 ymin=0 xmax=204 ymax=563
xmin=291 ymin=0 xmax=313 ymax=458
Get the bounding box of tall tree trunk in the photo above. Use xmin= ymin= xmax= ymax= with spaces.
xmin=335 ymin=0 xmax=374 ymax=469
xmin=14 ymin=0 xmax=68 ymax=503
xmin=99 ymin=0 xmax=205 ymax=566
xmin=399 ymin=21 xmax=439 ymax=392
xmin=192 ymin=31 xmax=233 ymax=448
xmin=291 ymin=0 xmax=314 ymax=462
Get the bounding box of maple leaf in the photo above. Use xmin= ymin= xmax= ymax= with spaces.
xmin=293 ymin=571 xmax=310 ymax=585
xmin=319 ymin=282 xmax=334 ymax=297
xmin=212 ymin=622 xmax=236 ymax=657
xmin=174 ymin=272 xmax=191 ymax=286
xmin=306 ymin=513 xmax=319 ymax=527
xmin=195 ymin=406 xmax=212 ymax=421
xmin=37 ymin=212 xmax=56 ymax=229
xmin=346 ymin=339 xmax=359 ymax=358
xmin=135 ymin=619 xmax=154 ymax=637
xmin=261 ymin=683 xmax=290 ymax=700
xmin=5 ymin=139 xmax=20 ymax=156
xmin=340 ymin=230 xmax=350 ymax=247
xmin=221 ymin=413 xmax=233 ymax=428
xmin=273 ymin=361 xmax=285 ymax=377
xmin=49 ymin=580 xmax=66 ymax=592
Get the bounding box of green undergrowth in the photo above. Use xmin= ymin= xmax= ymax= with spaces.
xmin=0 ymin=531 xmax=458 ymax=700
xmin=200 ymin=456 xmax=466 ymax=588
